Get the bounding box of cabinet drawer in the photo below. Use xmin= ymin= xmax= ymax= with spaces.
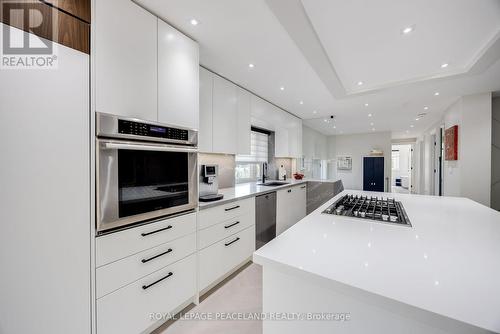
xmin=97 ymin=254 xmax=196 ymax=334
xmin=198 ymin=197 xmax=254 ymax=230
xmin=198 ymin=225 xmax=255 ymax=291
xmin=96 ymin=232 xmax=196 ymax=298
xmin=198 ymin=212 xmax=255 ymax=250
xmin=96 ymin=212 xmax=196 ymax=267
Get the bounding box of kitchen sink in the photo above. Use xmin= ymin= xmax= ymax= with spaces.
xmin=258 ymin=181 xmax=290 ymax=187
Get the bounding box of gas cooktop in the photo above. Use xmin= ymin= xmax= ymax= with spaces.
xmin=322 ymin=194 xmax=411 ymax=226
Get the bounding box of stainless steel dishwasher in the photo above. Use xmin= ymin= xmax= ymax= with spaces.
xmin=255 ymin=192 xmax=276 ymax=250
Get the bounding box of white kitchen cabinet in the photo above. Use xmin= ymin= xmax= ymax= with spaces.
xmin=199 ymin=67 xmax=213 ymax=152
xmin=212 ymin=75 xmax=238 ymax=154
xmin=95 ymin=0 xmax=157 ymax=120
xmin=237 ymin=87 xmax=251 ymax=155
xmin=158 ymin=19 xmax=199 ymax=129
xmin=97 ymin=254 xmax=196 ymax=334
xmin=250 ymin=95 xmax=277 ymax=131
xmin=303 ymin=125 xmax=327 ymax=160
xmin=0 ymin=35 xmax=90 ymax=334
xmin=198 ymin=226 xmax=255 ymax=292
xmin=197 ymin=197 xmax=255 ymax=293
xmin=275 ymin=111 xmax=303 ymax=158
xmin=276 ymin=184 xmax=307 ymax=235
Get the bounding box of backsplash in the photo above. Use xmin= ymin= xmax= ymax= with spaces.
xmin=198 ymin=153 xmax=235 ymax=188
xmin=269 ymin=158 xmax=292 ymax=180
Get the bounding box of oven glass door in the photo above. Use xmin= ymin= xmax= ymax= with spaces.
xmin=97 ymin=140 xmax=197 ymax=233
xmin=118 ymin=149 xmax=188 ymax=217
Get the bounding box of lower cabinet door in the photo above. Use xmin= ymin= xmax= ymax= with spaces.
xmin=198 ymin=225 xmax=255 ymax=291
xmin=97 ymin=254 xmax=196 ymax=334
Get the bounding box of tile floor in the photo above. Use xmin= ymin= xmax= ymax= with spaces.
xmin=155 ymin=263 xmax=262 ymax=334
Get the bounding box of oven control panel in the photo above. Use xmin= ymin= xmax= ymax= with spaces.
xmin=118 ymin=120 xmax=188 ymax=141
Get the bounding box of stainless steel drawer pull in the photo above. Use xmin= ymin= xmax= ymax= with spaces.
xmin=142 ymin=272 xmax=173 ymax=290
xmin=224 ymin=221 xmax=240 ymax=229
xmin=225 ymin=205 xmax=240 ymax=211
xmin=141 ymin=225 xmax=172 ymax=237
xmin=141 ymin=248 xmax=173 ymax=263
xmin=225 ymin=237 xmax=240 ymax=247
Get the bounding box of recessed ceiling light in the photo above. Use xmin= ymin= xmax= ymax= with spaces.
xmin=248 ymin=63 xmax=254 ymax=68
xmin=406 ymin=130 xmax=410 ymax=133
xmin=280 ymin=86 xmax=285 ymax=91
xmin=324 ymin=119 xmax=328 ymax=122
xmin=415 ymin=118 xmax=420 ymax=121
xmin=372 ymin=128 xmax=376 ymax=131
xmin=441 ymin=63 xmax=449 ymax=68
xmin=368 ymin=113 xmax=372 ymax=117
xmin=190 ymin=18 xmax=199 ymax=26
xmin=299 ymin=100 xmax=304 ymax=105
xmin=434 ymin=92 xmax=440 ymax=96
xmin=333 ymin=125 xmax=336 ymax=129
xmin=357 ymin=81 xmax=364 ymax=86
xmin=424 ymin=106 xmax=429 ymax=110
xmin=313 ymin=110 xmax=317 ymax=114
xmin=410 ymin=125 xmax=414 ymax=128
xmin=370 ymin=122 xmax=374 ymax=126
xmin=401 ymin=25 xmax=415 ymax=35
xmin=364 ymin=103 xmax=369 ymax=107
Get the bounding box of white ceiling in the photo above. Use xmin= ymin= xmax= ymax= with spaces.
xmin=136 ymin=0 xmax=500 ymax=138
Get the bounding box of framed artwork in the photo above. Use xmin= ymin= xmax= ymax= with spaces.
xmin=337 ymin=156 xmax=352 ymax=170
xmin=445 ymin=125 xmax=458 ymax=161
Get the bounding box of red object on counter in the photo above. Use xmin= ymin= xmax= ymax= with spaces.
xmin=293 ymin=173 xmax=304 ymax=180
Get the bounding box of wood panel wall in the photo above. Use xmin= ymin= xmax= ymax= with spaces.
xmin=0 ymin=0 xmax=90 ymax=54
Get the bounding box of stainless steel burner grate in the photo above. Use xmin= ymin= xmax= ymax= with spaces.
xmin=323 ymin=194 xmax=411 ymax=226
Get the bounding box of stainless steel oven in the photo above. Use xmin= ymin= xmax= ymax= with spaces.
xmin=96 ymin=113 xmax=198 ymax=234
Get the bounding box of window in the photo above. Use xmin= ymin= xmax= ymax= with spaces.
xmin=235 ymin=130 xmax=269 ymax=183
xmin=392 ymin=150 xmax=400 ymax=170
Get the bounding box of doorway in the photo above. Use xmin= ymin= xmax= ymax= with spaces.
xmin=391 ymin=144 xmax=413 ymax=194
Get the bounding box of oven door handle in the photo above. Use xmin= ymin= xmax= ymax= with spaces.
xmin=102 ymin=141 xmax=198 ymax=153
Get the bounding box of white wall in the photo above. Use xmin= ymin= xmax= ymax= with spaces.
xmin=327 ymin=132 xmax=392 ymax=191
xmin=442 ymin=99 xmax=462 ymax=197
xmin=420 ymin=93 xmax=492 ymax=205
xmin=492 ymin=97 xmax=500 ymax=211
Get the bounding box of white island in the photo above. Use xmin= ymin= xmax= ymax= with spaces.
xmin=253 ymin=190 xmax=500 ymax=334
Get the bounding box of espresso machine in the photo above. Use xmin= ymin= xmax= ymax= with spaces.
xmin=199 ymin=164 xmax=224 ymax=202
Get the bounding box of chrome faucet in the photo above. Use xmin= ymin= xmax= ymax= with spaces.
xmin=262 ymin=162 xmax=268 ymax=184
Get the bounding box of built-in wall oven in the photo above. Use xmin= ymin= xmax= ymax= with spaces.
xmin=96 ymin=113 xmax=198 ymax=234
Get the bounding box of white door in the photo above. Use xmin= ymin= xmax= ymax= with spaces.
xmin=95 ymin=0 xmax=157 ymax=120
xmin=199 ymin=67 xmax=213 ymax=152
xmin=212 ymin=75 xmax=237 ymax=154
xmin=158 ymin=19 xmax=199 ymax=129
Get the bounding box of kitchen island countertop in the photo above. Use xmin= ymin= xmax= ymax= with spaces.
xmin=198 ymin=178 xmax=340 ymax=210
xmin=253 ymin=190 xmax=500 ymax=333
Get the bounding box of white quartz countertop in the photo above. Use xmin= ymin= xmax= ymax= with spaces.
xmin=198 ymin=178 xmax=339 ymax=210
xmin=253 ymin=190 xmax=500 ymax=332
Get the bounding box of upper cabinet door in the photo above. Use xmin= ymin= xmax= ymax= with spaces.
xmin=95 ymin=0 xmax=157 ymax=120
xmin=212 ymin=75 xmax=237 ymax=154
xmin=237 ymin=88 xmax=251 ymax=155
xmin=158 ymin=19 xmax=199 ymax=129
xmin=199 ymin=67 xmax=213 ymax=153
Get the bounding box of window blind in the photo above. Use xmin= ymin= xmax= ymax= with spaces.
xmin=236 ymin=131 xmax=268 ymax=163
